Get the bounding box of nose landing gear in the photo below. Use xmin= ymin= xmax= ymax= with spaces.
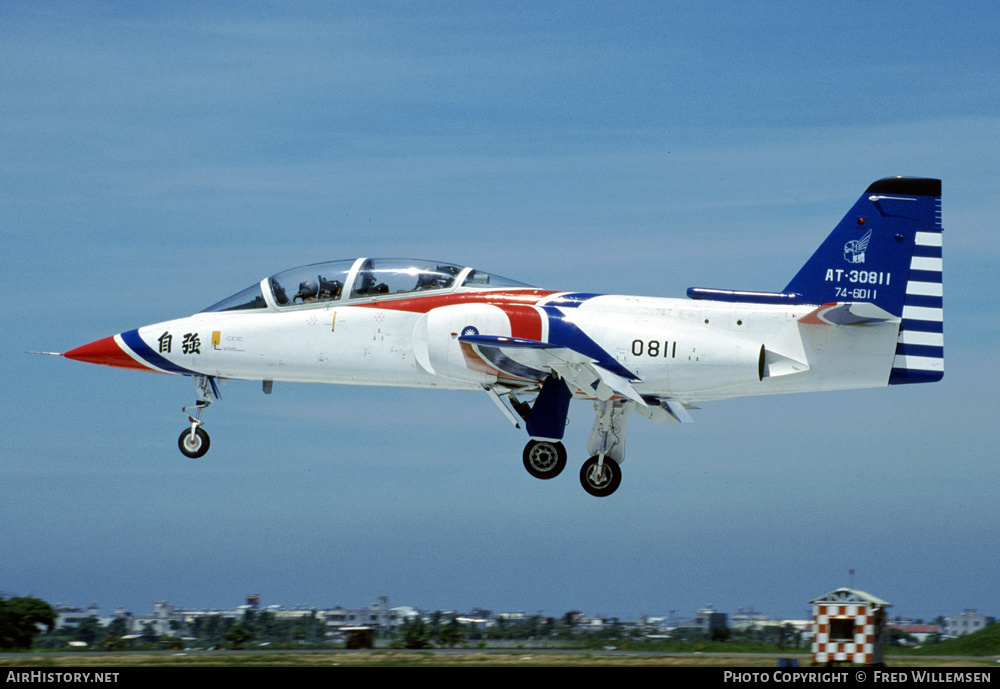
xmin=178 ymin=375 xmax=219 ymax=458
xmin=178 ymin=425 xmax=210 ymax=458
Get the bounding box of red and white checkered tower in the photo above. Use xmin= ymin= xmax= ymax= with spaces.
xmin=810 ymin=588 xmax=890 ymax=665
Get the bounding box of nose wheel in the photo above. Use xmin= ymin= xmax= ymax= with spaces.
xmin=178 ymin=375 xmax=219 ymax=458
xmin=178 ymin=425 xmax=210 ymax=458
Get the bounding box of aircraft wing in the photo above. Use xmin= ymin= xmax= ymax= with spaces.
xmin=458 ymin=334 xmax=647 ymax=406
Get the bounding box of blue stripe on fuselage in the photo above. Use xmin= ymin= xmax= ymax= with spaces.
xmin=541 ymin=292 xmax=603 ymax=308
xmin=121 ymin=329 xmax=200 ymax=375
xmin=540 ymin=295 xmax=639 ymax=382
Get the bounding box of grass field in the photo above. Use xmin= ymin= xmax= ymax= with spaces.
xmin=2 ymin=650 xmax=997 ymax=667
xmin=4 ymin=626 xmax=997 ymax=667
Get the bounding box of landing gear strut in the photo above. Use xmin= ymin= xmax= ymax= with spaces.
xmin=178 ymin=375 xmax=218 ymax=458
xmin=577 ymin=400 xmax=634 ymax=496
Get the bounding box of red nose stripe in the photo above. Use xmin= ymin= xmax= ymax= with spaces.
xmin=63 ymin=336 xmax=151 ymax=371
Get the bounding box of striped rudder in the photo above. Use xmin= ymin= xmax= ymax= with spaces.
xmin=890 ymin=195 xmax=943 ymax=384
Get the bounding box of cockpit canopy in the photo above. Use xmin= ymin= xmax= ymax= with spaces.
xmin=201 ymin=258 xmax=532 ymax=313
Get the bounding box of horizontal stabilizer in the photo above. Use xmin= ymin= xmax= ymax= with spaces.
xmin=798 ymin=302 xmax=898 ymax=326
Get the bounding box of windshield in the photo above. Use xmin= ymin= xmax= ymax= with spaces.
xmin=203 ymin=258 xmax=534 ymax=312
xmin=268 ymin=259 xmax=355 ymax=306
xmin=462 ymin=269 xmax=532 ymax=288
xmin=201 ymin=283 xmax=268 ymax=312
xmin=350 ymin=259 xmax=464 ymax=299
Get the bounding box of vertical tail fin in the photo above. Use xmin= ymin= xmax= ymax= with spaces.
xmin=783 ymin=177 xmax=943 ymax=384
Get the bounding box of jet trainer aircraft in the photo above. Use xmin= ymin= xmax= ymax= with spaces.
xmin=60 ymin=177 xmax=943 ymax=496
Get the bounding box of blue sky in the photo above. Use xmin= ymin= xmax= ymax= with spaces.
xmin=3 ymin=2 xmax=998 ymax=623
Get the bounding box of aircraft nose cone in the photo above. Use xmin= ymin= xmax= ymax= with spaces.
xmin=63 ymin=335 xmax=146 ymax=371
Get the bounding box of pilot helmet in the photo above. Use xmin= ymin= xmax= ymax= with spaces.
xmin=297 ymin=279 xmax=319 ymax=299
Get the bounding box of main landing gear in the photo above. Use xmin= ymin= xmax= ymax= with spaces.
xmin=579 ymin=455 xmax=622 ymax=498
xmin=518 ymin=396 xmax=635 ymax=498
xmin=522 ymin=439 xmax=567 ymax=479
xmin=520 ymin=433 xmax=625 ymax=497
xmin=178 ymin=375 xmax=219 ymax=458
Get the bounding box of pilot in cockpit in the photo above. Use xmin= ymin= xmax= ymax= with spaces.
xmin=415 ymin=265 xmax=459 ymax=290
xmin=318 ymin=277 xmax=343 ymax=300
xmin=295 ymin=279 xmax=319 ymax=302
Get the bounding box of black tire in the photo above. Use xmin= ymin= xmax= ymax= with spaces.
xmin=579 ymin=456 xmax=621 ymax=497
xmin=178 ymin=427 xmax=210 ymax=458
xmin=522 ymin=440 xmax=567 ymax=480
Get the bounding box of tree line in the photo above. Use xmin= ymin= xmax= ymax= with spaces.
xmin=0 ymin=597 xmax=57 ymax=650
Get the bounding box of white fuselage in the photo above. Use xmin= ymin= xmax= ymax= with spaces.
xmin=125 ymin=287 xmax=899 ymax=403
